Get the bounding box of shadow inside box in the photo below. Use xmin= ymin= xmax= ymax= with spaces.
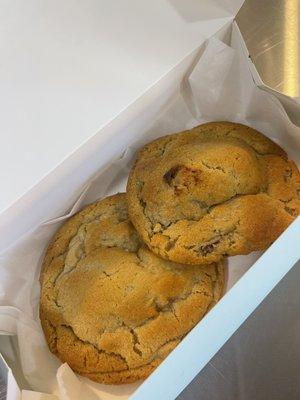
xmin=178 ymin=261 xmax=300 ymax=400
xmin=167 ymin=0 xmax=233 ymax=22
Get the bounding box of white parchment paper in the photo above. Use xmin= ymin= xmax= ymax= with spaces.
xmin=0 ymin=23 xmax=299 ymax=400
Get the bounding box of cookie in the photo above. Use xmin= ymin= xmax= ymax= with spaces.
xmin=127 ymin=121 xmax=300 ymax=264
xmin=40 ymin=193 xmax=225 ymax=384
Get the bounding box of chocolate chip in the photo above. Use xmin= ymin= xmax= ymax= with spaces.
xmin=200 ymin=240 xmax=220 ymax=256
xmin=163 ymin=165 xmax=181 ymax=185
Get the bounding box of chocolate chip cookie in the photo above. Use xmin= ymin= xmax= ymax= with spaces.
xmin=40 ymin=193 xmax=224 ymax=384
xmin=127 ymin=122 xmax=300 ymax=264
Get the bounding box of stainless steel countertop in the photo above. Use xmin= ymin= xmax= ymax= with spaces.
xmin=237 ymin=0 xmax=300 ymax=97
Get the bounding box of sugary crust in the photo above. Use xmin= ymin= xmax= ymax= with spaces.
xmin=127 ymin=122 xmax=300 ymax=264
xmin=40 ymin=193 xmax=225 ymax=384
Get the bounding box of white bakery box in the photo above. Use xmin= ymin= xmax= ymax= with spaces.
xmin=0 ymin=1 xmax=299 ymax=399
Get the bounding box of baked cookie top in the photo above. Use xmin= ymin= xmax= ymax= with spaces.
xmin=127 ymin=121 xmax=300 ymax=264
xmin=40 ymin=193 xmax=224 ymax=384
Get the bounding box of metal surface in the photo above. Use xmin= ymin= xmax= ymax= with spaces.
xmin=0 ymin=379 xmax=6 ymax=400
xmin=237 ymin=0 xmax=300 ymax=97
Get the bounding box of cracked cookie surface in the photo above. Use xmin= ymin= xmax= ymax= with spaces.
xmin=40 ymin=193 xmax=225 ymax=384
xmin=127 ymin=121 xmax=300 ymax=264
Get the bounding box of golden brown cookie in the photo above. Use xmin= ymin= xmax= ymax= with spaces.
xmin=40 ymin=193 xmax=225 ymax=384
xmin=127 ymin=121 xmax=300 ymax=264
